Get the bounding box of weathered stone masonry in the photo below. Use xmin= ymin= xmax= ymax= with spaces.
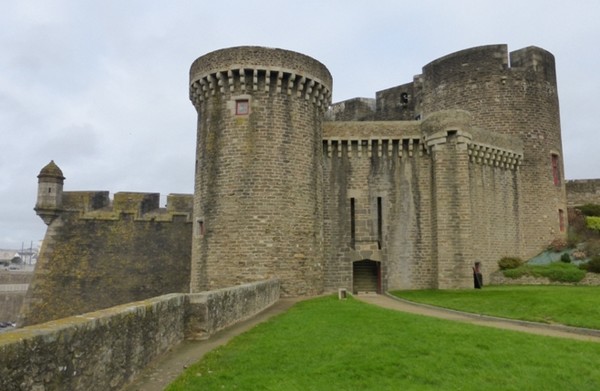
xmin=23 ymin=44 xmax=581 ymax=326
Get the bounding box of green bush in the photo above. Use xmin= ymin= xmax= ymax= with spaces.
xmin=577 ymin=204 xmax=600 ymax=217
xmin=586 ymin=216 xmax=600 ymax=232
xmin=582 ymin=256 xmax=600 ymax=273
xmin=502 ymin=263 xmax=586 ymax=282
xmin=498 ymin=257 xmax=523 ymax=270
xmin=560 ymin=253 xmax=571 ymax=263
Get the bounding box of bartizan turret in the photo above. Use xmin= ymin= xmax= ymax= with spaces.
xmin=34 ymin=160 xmax=65 ymax=225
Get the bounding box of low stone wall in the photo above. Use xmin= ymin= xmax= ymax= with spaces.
xmin=0 ymin=279 xmax=280 ymax=391
xmin=490 ymin=271 xmax=600 ymax=286
xmin=0 ymin=271 xmax=33 ymax=285
xmin=0 ymin=292 xmax=25 ymax=322
xmin=186 ymin=279 xmax=281 ymax=339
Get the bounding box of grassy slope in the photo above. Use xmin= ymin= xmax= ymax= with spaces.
xmin=168 ymin=295 xmax=600 ymax=390
xmin=392 ymin=285 xmax=600 ymax=329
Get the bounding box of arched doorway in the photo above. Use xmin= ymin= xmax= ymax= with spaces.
xmin=352 ymin=259 xmax=381 ymax=294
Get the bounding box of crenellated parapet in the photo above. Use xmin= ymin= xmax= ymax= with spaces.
xmin=61 ymin=191 xmax=193 ymax=222
xmin=189 ymin=46 xmax=332 ymax=110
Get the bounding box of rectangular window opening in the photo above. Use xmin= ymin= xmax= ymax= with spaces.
xmin=236 ymin=99 xmax=249 ymax=115
xmin=559 ymin=209 xmax=565 ymax=232
xmin=551 ymin=154 xmax=561 ymax=186
xmin=377 ymin=197 xmax=383 ymax=249
xmin=197 ymin=219 xmax=205 ymax=237
xmin=350 ymin=198 xmax=356 ymax=250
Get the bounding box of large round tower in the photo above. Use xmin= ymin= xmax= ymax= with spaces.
xmin=416 ymin=45 xmax=566 ymax=258
xmin=189 ymin=47 xmax=332 ymax=296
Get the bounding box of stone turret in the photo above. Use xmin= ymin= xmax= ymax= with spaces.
xmin=34 ymin=160 xmax=65 ymax=225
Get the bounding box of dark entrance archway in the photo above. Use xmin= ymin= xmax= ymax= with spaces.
xmin=352 ymin=259 xmax=381 ymax=294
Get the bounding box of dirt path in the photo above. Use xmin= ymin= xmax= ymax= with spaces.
xmin=356 ymin=293 xmax=600 ymax=342
xmin=123 ymin=293 xmax=600 ymax=390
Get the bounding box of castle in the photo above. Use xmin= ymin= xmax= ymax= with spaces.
xmin=21 ymin=44 xmax=570 ymax=326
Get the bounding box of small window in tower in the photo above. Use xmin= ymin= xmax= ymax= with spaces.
xmin=196 ymin=218 xmax=205 ymax=237
xmin=377 ymin=197 xmax=383 ymax=249
xmin=559 ymin=209 xmax=565 ymax=232
xmin=400 ymin=92 xmax=409 ymax=104
xmin=236 ymin=99 xmax=249 ymax=115
xmin=350 ymin=198 xmax=356 ymax=250
xmin=48 ymin=187 xmax=52 ymax=193
xmin=551 ymin=154 xmax=561 ymax=186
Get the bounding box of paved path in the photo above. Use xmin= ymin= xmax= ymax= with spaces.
xmin=356 ymin=293 xmax=600 ymax=342
xmin=123 ymin=293 xmax=600 ymax=390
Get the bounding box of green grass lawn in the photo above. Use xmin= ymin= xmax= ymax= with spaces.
xmin=392 ymin=285 xmax=600 ymax=329
xmin=167 ymin=294 xmax=600 ymax=390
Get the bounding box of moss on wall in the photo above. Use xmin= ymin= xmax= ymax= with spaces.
xmin=20 ymin=212 xmax=191 ymax=326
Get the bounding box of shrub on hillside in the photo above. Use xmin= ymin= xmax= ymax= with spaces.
xmin=560 ymin=253 xmax=571 ymax=263
xmin=577 ymin=204 xmax=600 ymax=217
xmin=503 ymin=263 xmax=586 ymax=282
xmin=582 ymin=255 xmax=600 ymax=273
xmin=586 ymin=216 xmax=600 ymax=232
xmin=498 ymin=257 xmax=523 ymax=270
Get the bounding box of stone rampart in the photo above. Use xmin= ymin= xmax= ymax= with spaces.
xmin=566 ymin=179 xmax=600 ymax=207
xmin=20 ymin=192 xmax=194 ymax=326
xmin=1 ymin=279 xmax=279 ymax=391
xmin=0 ymin=272 xmax=32 ymax=322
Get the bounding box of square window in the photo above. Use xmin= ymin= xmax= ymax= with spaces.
xmin=236 ymin=100 xmax=249 ymax=115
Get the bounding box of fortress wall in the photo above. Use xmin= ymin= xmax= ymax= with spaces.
xmin=1 ymin=280 xmax=279 ymax=391
xmin=566 ymin=179 xmax=600 ymax=207
xmin=375 ymin=81 xmax=417 ymax=121
xmin=327 ymin=98 xmax=376 ymax=121
xmin=20 ymin=193 xmax=193 ymax=326
xmin=418 ymin=45 xmax=566 ymax=259
xmin=469 ymin=162 xmax=522 ymax=282
xmin=0 ymin=272 xmax=33 ymax=322
xmin=0 ymin=271 xmax=33 ymax=285
xmin=323 ymin=122 xmax=434 ymax=291
xmin=0 ymin=293 xmax=25 ymax=322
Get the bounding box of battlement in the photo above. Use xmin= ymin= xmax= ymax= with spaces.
xmin=189 ymin=46 xmax=332 ymax=109
xmin=62 ymin=191 xmax=193 ymax=222
xmin=510 ymin=46 xmax=557 ymax=84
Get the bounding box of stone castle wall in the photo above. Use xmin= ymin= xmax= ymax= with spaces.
xmin=323 ymin=110 xmax=525 ymax=291
xmin=1 ymin=280 xmax=279 ymax=391
xmin=329 ymin=45 xmax=566 ymax=266
xmin=20 ymin=192 xmax=193 ymax=326
xmin=566 ymin=179 xmax=600 ymax=207
xmin=0 ymin=271 xmax=32 ymax=322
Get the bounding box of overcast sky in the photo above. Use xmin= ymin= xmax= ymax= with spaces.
xmin=1 ymin=0 xmax=599 ymax=249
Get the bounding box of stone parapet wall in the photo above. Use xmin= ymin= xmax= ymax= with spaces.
xmin=1 ymin=279 xmax=280 ymax=391
xmin=0 ymin=271 xmax=33 ymax=285
xmin=0 ymin=293 xmax=25 ymax=322
xmin=186 ymin=279 xmax=280 ymax=339
xmin=20 ymin=191 xmax=193 ymax=326
xmin=566 ymin=179 xmax=600 ymax=207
